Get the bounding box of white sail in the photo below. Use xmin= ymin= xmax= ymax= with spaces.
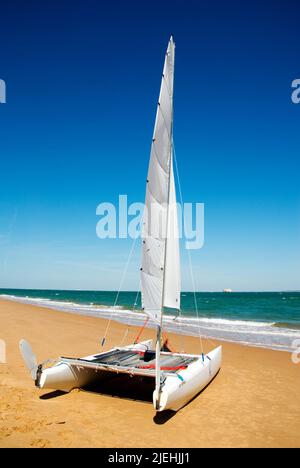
xmin=163 ymin=156 xmax=181 ymax=310
xmin=141 ymin=36 xmax=180 ymax=324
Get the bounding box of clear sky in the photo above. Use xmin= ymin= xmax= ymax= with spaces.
xmin=0 ymin=0 xmax=299 ymax=291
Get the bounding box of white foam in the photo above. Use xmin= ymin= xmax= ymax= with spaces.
xmin=1 ymin=293 xmax=299 ymax=352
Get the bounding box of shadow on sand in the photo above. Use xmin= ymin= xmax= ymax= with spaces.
xmin=82 ymin=373 xmax=154 ymax=404
xmin=40 ymin=390 xmax=67 ymax=400
xmin=153 ymin=410 xmax=176 ymax=424
xmin=39 ymin=369 xmax=221 ymax=425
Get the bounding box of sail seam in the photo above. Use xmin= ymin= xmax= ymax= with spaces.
xmin=158 ymin=105 xmax=171 ymax=143
xmin=141 ymin=267 xmax=163 ymax=280
xmin=151 ymin=141 xmax=169 ymax=175
xmin=146 ymin=182 xmax=167 ymax=208
xmin=162 ymin=74 xmax=173 ymax=104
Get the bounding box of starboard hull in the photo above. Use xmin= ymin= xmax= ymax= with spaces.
xmin=154 ymin=345 xmax=222 ymax=411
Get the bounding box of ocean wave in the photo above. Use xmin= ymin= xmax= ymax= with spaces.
xmin=1 ymin=293 xmax=300 ymax=352
xmin=176 ymin=316 xmax=273 ymax=328
xmin=273 ymin=322 xmax=300 ymax=331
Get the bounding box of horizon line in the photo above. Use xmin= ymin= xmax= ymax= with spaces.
xmin=0 ymin=287 xmax=299 ymax=293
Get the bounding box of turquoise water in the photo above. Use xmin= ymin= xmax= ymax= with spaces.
xmin=1 ymin=289 xmax=300 ymax=351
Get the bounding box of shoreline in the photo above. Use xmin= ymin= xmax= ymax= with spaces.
xmin=1 ymin=294 xmax=299 ymax=353
xmin=0 ymin=298 xmax=300 ymax=447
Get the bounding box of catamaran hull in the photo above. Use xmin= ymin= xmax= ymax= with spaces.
xmin=20 ymin=339 xmax=221 ymax=412
xmin=36 ymin=340 xmax=154 ymax=393
xmin=37 ymin=345 xmax=221 ymax=404
xmin=38 ymin=362 xmax=99 ymax=393
xmin=154 ymin=346 xmax=222 ymax=412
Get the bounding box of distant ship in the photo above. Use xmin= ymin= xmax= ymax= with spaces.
xmin=223 ymin=288 xmax=232 ymax=293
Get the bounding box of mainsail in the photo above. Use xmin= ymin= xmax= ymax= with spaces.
xmin=141 ymin=36 xmax=180 ymax=326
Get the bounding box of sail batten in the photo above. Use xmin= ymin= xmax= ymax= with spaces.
xmin=141 ymin=37 xmax=180 ymax=325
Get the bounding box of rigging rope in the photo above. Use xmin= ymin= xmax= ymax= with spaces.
xmin=134 ymin=316 xmax=149 ymax=344
xmin=120 ymin=285 xmax=143 ymax=346
xmin=173 ymin=141 xmax=204 ymax=355
xmin=101 ymin=235 xmax=138 ymax=347
xmin=162 ymin=332 xmax=177 ymax=352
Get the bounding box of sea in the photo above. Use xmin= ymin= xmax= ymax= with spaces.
xmin=1 ymin=289 xmax=300 ymax=352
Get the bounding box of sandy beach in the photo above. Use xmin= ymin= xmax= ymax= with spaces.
xmin=0 ymin=298 xmax=300 ymax=448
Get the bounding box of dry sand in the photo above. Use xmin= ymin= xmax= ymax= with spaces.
xmin=0 ymin=298 xmax=300 ymax=448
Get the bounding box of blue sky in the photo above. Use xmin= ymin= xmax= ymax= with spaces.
xmin=0 ymin=0 xmax=299 ymax=291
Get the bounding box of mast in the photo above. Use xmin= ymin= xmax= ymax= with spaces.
xmin=140 ymin=36 xmax=179 ymax=410
xmin=155 ymin=154 xmax=174 ymax=408
xmin=155 ymin=47 xmax=175 ymax=409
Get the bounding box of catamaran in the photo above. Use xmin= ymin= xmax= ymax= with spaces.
xmin=20 ymin=37 xmax=222 ymax=412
